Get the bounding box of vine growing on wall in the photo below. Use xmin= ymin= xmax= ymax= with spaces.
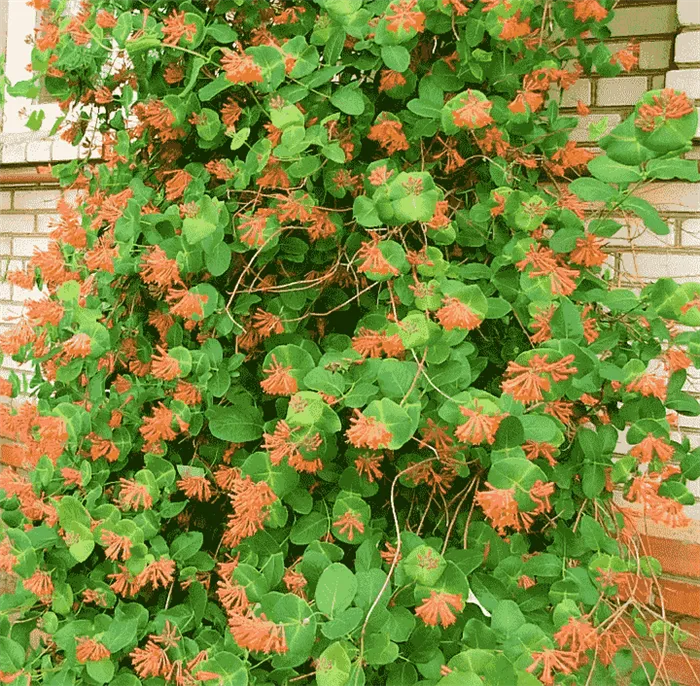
xmin=1 ymin=1 xmax=700 ymax=685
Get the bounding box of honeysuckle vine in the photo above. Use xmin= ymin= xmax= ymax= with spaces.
xmin=1 ymin=0 xmax=700 ymax=685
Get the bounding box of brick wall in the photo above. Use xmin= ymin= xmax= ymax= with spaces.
xmin=0 ymin=178 xmax=62 ymax=393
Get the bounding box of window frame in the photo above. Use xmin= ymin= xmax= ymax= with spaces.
xmin=1 ymin=1 xmax=62 ymax=135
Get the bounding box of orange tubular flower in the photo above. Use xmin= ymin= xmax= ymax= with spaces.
xmin=379 ymin=70 xmax=407 ymax=92
xmin=356 ymin=239 xmax=399 ymax=276
xmin=131 ymin=641 xmax=172 ymax=679
xmin=283 ymin=566 xmax=308 ymax=598
xmin=263 ymin=420 xmax=323 ymax=473
xmin=96 ymin=10 xmax=118 ymax=28
xmin=523 ymin=441 xmax=558 ymax=467
xmin=501 ymin=358 xmax=550 ymax=404
xmin=0 ymin=319 xmax=36 ymax=356
xmin=611 ymin=42 xmax=639 ymax=72
xmin=526 ymin=648 xmax=582 ymax=686
xmin=664 ymin=347 xmax=691 ymax=372
xmin=136 ymin=558 xmax=176 ymax=590
xmin=217 ymin=578 xmax=250 ymax=615
xmin=385 ymin=0 xmax=426 ymax=33
xmin=167 ymin=288 xmax=207 ymax=320
xmin=171 ymin=380 xmax=200 ymax=406
xmin=475 ymin=483 xmax=522 ymax=535
xmin=151 ymin=346 xmax=181 ymax=381
xmin=260 ymin=356 xmax=298 ymax=396
xmin=346 ymin=410 xmax=393 ymax=450
xmin=626 ymin=373 xmax=667 ymax=401
xmin=352 ymin=328 xmax=385 ymax=358
xmin=229 ymin=612 xmax=288 ymax=654
xmin=436 ymin=297 xmax=483 ymax=331
xmin=24 ymin=298 xmax=65 ymax=326
xmin=502 ymin=354 xmax=577 ymax=404
xmin=455 ymin=403 xmax=505 ymax=445
xmin=63 ymin=333 xmax=92 ymax=360
xmin=570 ymin=234 xmax=607 ymax=267
xmin=333 ymin=510 xmax=365 ymax=541
xmin=568 ymin=0 xmax=608 ymax=22
xmin=23 ymin=570 xmax=54 ymax=599
xmin=415 ymin=591 xmax=464 ymax=628
xmin=252 ymin=309 xmax=284 ymax=338
xmin=75 ymin=637 xmax=111 ymax=663
xmin=635 ymin=89 xmax=694 ymax=132
xmin=141 ymin=246 xmax=182 ymax=290
xmin=222 ymin=49 xmax=263 ymax=84
xmin=117 ymin=478 xmax=153 ymax=511
xmin=102 ymin=530 xmax=133 ymax=561
xmin=164 ymin=170 xmax=192 ymax=201
xmin=530 ymin=480 xmax=555 ymax=515
xmin=554 ymin=616 xmax=598 ymax=653
xmin=531 ymin=305 xmax=556 ymax=344
xmin=367 ymin=115 xmax=410 ymax=156
xmin=161 ymin=10 xmax=197 ymax=46
xmin=222 ymin=476 xmax=276 ymax=548
xmin=629 ymin=433 xmax=674 ymax=463
xmin=355 ymin=454 xmax=384 ymax=483
xmin=548 ymin=141 xmax=595 ymax=177
xmin=452 ymin=92 xmax=493 ymax=129
xmin=498 ymin=11 xmax=532 ymax=40
xmin=177 ymin=475 xmax=213 ymax=502
xmin=140 ymin=403 xmax=183 ymax=451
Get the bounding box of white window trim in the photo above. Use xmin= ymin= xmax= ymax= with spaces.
xmin=2 ymin=0 xmax=62 ymax=135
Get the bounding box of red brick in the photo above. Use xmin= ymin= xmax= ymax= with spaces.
xmin=678 ymin=620 xmax=700 ymax=653
xmin=0 ymin=443 xmax=27 ymax=468
xmin=617 ymin=573 xmax=653 ymax=603
xmin=639 ymin=535 xmax=700 ymax=579
xmin=636 ymin=647 xmax=700 ymax=686
xmin=655 ymin=578 xmax=700 ymax=618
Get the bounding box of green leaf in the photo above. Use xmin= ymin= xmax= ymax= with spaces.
xmin=291 ymin=511 xmax=329 ymax=545
xmin=26 ymin=109 xmax=46 ymax=131
xmin=321 ymin=607 xmax=365 ymax=640
xmin=377 ymin=359 xmax=418 ymax=399
xmin=198 ymin=73 xmax=232 ymax=101
xmin=0 ymin=637 xmax=24 ymax=671
xmin=86 ymin=659 xmax=115 ymax=685
xmin=242 ymin=451 xmax=299 ymax=498
xmin=381 ymin=46 xmax=410 ymax=72
xmin=588 ymin=156 xmax=642 ymax=183
xmin=248 ymin=45 xmax=286 ymax=92
xmin=331 ymin=85 xmax=365 ymax=116
xmin=316 ymin=563 xmax=358 ymax=616
xmin=207 ymin=401 xmax=264 ymax=443
xmin=268 ymin=594 xmax=316 ymax=668
xmin=199 ymin=652 xmax=248 ymax=686
xmin=403 ymin=545 xmax=446 ymax=586
xmin=317 ymin=642 xmax=352 ymax=686
xmin=569 ymin=178 xmax=616 ymax=202
xmin=171 ymin=532 xmax=203 ymax=562
xmin=646 ymin=158 xmax=700 ymax=182
xmin=183 ymin=196 xmax=222 ymax=244
xmin=658 ymin=481 xmax=696 ymax=506
xmin=353 ymin=196 xmax=382 ymax=227
xmin=487 ymin=458 xmax=546 ymax=509
xmin=196 ymin=108 xmax=222 ymax=141
xmin=363 ymin=398 xmax=417 ymax=450
xmin=620 ymin=196 xmax=670 ymax=235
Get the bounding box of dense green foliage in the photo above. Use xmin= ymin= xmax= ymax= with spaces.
xmin=1 ymin=1 xmax=700 ymax=685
